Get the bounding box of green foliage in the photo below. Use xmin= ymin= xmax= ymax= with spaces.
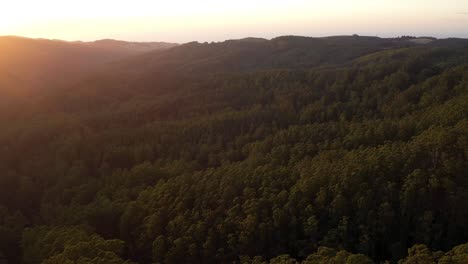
xmin=21 ymin=226 xmax=128 ymax=264
xmin=0 ymin=38 xmax=467 ymax=263
xmin=302 ymin=247 xmax=373 ymax=264
xmin=398 ymin=243 xmax=468 ymax=264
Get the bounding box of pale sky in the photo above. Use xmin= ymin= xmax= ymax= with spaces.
xmin=1 ymin=0 xmax=467 ymax=43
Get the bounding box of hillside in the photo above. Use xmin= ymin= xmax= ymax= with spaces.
xmin=35 ymin=35 xmax=435 ymax=113
xmin=0 ymin=36 xmax=177 ymax=96
xmin=0 ymin=36 xmax=467 ymax=264
xmin=121 ymin=35 xmax=410 ymax=74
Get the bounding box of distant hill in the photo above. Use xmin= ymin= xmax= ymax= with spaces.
xmin=122 ymin=35 xmax=410 ymax=74
xmin=33 ymin=35 xmax=465 ymax=113
xmin=0 ymin=36 xmax=177 ymax=97
xmin=119 ymin=35 xmax=468 ymax=76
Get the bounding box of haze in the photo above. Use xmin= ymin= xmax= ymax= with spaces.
xmin=1 ymin=0 xmax=468 ymax=42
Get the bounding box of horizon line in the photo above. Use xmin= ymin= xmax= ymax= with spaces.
xmin=1 ymin=34 xmax=468 ymax=44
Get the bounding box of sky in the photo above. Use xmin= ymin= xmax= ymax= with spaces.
xmin=1 ymin=0 xmax=467 ymax=43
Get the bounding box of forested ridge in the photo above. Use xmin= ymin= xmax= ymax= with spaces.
xmin=0 ymin=36 xmax=467 ymax=263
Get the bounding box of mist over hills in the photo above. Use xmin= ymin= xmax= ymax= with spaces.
xmin=80 ymin=39 xmax=178 ymax=53
xmin=0 ymin=34 xmax=467 ymax=264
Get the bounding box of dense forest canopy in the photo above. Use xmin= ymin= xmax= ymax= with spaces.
xmin=0 ymin=35 xmax=467 ymax=263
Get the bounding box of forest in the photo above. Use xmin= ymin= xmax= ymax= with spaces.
xmin=0 ymin=35 xmax=467 ymax=263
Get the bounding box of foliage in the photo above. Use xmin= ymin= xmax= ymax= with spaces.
xmin=0 ymin=37 xmax=467 ymax=263
xmin=21 ymin=226 xmax=128 ymax=264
